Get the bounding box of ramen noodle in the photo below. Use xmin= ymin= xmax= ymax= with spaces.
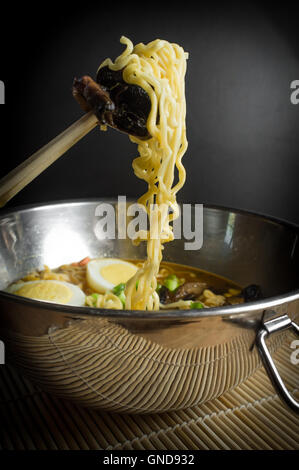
xmin=98 ymin=37 xmax=188 ymax=310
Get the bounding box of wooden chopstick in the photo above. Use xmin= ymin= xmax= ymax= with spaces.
xmin=0 ymin=111 xmax=98 ymax=208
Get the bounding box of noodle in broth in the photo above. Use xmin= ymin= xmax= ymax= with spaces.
xmin=99 ymin=37 xmax=188 ymax=310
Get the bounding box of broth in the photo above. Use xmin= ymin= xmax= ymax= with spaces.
xmin=9 ymin=258 xmax=245 ymax=309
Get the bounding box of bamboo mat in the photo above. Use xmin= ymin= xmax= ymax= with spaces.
xmin=0 ymin=337 xmax=298 ymax=450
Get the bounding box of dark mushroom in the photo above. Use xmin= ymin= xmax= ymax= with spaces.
xmin=73 ymin=66 xmax=151 ymax=139
xmin=159 ymin=285 xmax=173 ymax=304
xmin=242 ymin=284 xmax=263 ymax=302
xmin=96 ymin=65 xmax=124 ymax=89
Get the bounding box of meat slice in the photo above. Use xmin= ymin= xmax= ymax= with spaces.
xmin=73 ymin=68 xmax=151 ymax=139
xmin=172 ymin=282 xmax=207 ymax=302
xmin=159 ymin=281 xmax=207 ymax=304
xmin=73 ymin=76 xmax=115 ymax=125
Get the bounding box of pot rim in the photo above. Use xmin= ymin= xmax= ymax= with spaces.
xmin=0 ymin=198 xmax=298 ymax=320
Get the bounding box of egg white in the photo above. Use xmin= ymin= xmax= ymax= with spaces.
xmin=5 ymin=280 xmax=86 ymax=307
xmin=86 ymin=258 xmax=138 ymax=293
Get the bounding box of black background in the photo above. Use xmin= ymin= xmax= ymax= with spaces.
xmin=0 ymin=1 xmax=298 ymax=223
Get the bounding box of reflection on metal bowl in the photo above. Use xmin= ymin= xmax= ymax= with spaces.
xmin=0 ymin=199 xmax=298 ymax=413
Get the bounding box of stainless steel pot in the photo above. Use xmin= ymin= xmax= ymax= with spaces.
xmin=0 ymin=199 xmax=298 ymax=413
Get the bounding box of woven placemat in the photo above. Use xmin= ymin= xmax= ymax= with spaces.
xmin=0 ymin=335 xmax=298 ymax=450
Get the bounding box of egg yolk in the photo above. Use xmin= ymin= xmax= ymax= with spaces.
xmin=100 ymin=263 xmax=137 ymax=285
xmin=15 ymin=282 xmax=72 ymax=303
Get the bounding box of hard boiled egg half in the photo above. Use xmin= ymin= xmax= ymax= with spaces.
xmin=86 ymin=258 xmax=138 ymax=293
xmin=6 ymin=280 xmax=86 ymax=306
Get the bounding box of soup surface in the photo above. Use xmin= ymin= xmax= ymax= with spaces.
xmin=6 ymin=257 xmax=252 ymax=310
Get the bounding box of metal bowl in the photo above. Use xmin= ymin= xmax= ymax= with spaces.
xmin=0 ymin=199 xmax=298 ymax=413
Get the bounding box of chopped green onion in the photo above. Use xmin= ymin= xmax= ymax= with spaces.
xmin=112 ymin=283 xmax=126 ymax=307
xmin=117 ymin=290 xmax=126 ymax=307
xmin=91 ymin=293 xmax=99 ymax=305
xmin=190 ymin=301 xmax=204 ymax=310
xmin=112 ymin=283 xmax=126 ymax=296
xmin=136 ymin=280 xmax=139 ymax=291
xmin=164 ymin=274 xmax=180 ymax=292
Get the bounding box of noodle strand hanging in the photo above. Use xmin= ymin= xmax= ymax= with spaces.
xmin=98 ymin=37 xmax=188 ymax=310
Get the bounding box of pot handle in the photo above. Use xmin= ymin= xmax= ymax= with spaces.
xmin=256 ymin=311 xmax=299 ymax=413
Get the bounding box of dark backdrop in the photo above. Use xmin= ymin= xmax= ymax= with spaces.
xmin=1 ymin=1 xmax=299 ymax=223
